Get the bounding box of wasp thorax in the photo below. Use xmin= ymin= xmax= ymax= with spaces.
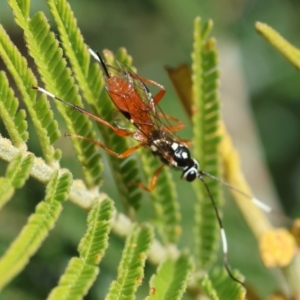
xmin=171 ymin=143 xmax=192 ymax=167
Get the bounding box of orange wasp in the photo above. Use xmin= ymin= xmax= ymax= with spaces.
xmin=34 ymin=50 xmax=200 ymax=191
xmin=33 ymin=48 xmax=248 ymax=287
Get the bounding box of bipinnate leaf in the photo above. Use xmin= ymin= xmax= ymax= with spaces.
xmin=191 ymin=17 xmax=222 ymax=270
xmin=105 ymin=224 xmax=154 ymax=300
xmin=8 ymin=0 xmax=102 ymax=187
xmin=0 ymin=171 xmax=72 ymax=290
xmin=0 ymin=24 xmax=60 ymax=163
xmin=29 ymin=11 xmax=102 ymax=186
xmin=256 ymin=22 xmax=300 ymax=71
xmin=48 ymin=198 xmax=114 ymax=300
xmin=145 ymin=253 xmax=193 ymax=300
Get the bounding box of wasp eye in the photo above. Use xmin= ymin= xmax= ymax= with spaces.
xmin=186 ymin=171 xmax=197 ymax=181
xmin=183 ymin=167 xmax=198 ymax=182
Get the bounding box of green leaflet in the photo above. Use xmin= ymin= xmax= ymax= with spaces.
xmin=78 ymin=198 xmax=114 ymax=264
xmin=192 ymin=17 xmax=222 ymax=270
xmin=199 ymin=268 xmax=246 ymax=300
xmin=44 ymin=171 xmax=72 ymax=203
xmin=0 ymin=71 xmax=28 ymax=146
xmin=0 ymin=24 xmax=61 ymax=163
xmin=0 ymin=153 xmax=33 ymax=209
xmin=46 ymin=0 xmax=101 ymax=105
xmin=47 ymin=258 xmax=99 ymax=300
xmin=5 ymin=153 xmax=33 ymax=188
xmin=48 ymin=198 xmax=114 ymax=300
xmin=145 ymin=253 xmax=193 ymax=300
xmin=16 ymin=0 xmax=29 ymax=18
xmin=0 ymin=171 xmax=72 ymax=290
xmin=106 ymin=224 xmax=154 ymax=300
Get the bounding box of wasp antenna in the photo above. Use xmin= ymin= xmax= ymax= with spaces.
xmin=88 ymin=48 xmax=100 ymax=62
xmin=98 ymin=53 xmax=110 ymax=78
xmin=33 ymin=86 xmax=92 ymax=115
xmin=96 ymin=52 xmax=110 ymax=78
xmin=201 ymin=171 xmax=274 ymax=214
xmin=32 ymin=86 xmax=56 ymax=99
xmin=88 ymin=48 xmax=110 ymax=78
xmin=200 ymin=178 xmax=245 ymax=288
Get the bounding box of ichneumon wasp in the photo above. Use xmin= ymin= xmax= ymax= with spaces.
xmin=33 ymin=48 xmax=283 ymax=289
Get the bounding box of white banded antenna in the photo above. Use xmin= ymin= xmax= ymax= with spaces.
xmin=201 ymin=171 xmax=274 ymax=214
xmin=89 ymin=48 xmax=100 ymax=62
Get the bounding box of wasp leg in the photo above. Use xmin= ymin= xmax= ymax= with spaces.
xmin=134 ymin=165 xmax=165 ymax=192
xmin=66 ymin=133 xmax=144 ymax=158
xmin=32 ymin=86 xmax=133 ymax=138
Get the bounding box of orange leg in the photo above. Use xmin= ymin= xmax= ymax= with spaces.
xmin=135 ymin=165 xmax=165 ymax=192
xmin=32 ymin=86 xmax=133 ymax=138
xmin=67 ymin=132 xmax=166 ymax=192
xmin=159 ymin=113 xmax=192 ymax=145
xmin=66 ymin=133 xmax=144 ymax=159
xmin=132 ymin=75 xmax=166 ymax=105
xmin=159 ymin=112 xmax=186 ymax=132
xmin=180 ymin=139 xmax=193 ymax=147
xmin=165 ymin=124 xmax=185 ymax=131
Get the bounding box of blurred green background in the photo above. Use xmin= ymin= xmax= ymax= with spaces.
xmin=0 ymin=0 xmax=300 ymax=299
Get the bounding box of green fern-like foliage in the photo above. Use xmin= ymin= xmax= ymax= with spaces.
xmin=105 ymin=224 xmax=153 ymax=300
xmin=48 ymin=198 xmax=114 ymax=300
xmin=199 ymin=268 xmax=246 ymax=300
xmin=191 ymin=18 xmax=222 ymax=270
xmin=0 ymin=170 xmax=72 ymax=289
xmin=0 ymin=23 xmax=61 ymax=164
xmin=0 ymin=153 xmax=32 ymax=209
xmin=145 ymin=253 xmax=193 ymax=300
xmin=189 ymin=18 xmax=245 ymax=298
xmin=1 ymin=0 xmax=299 ymax=299
xmin=0 ymin=72 xmax=28 ymax=147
